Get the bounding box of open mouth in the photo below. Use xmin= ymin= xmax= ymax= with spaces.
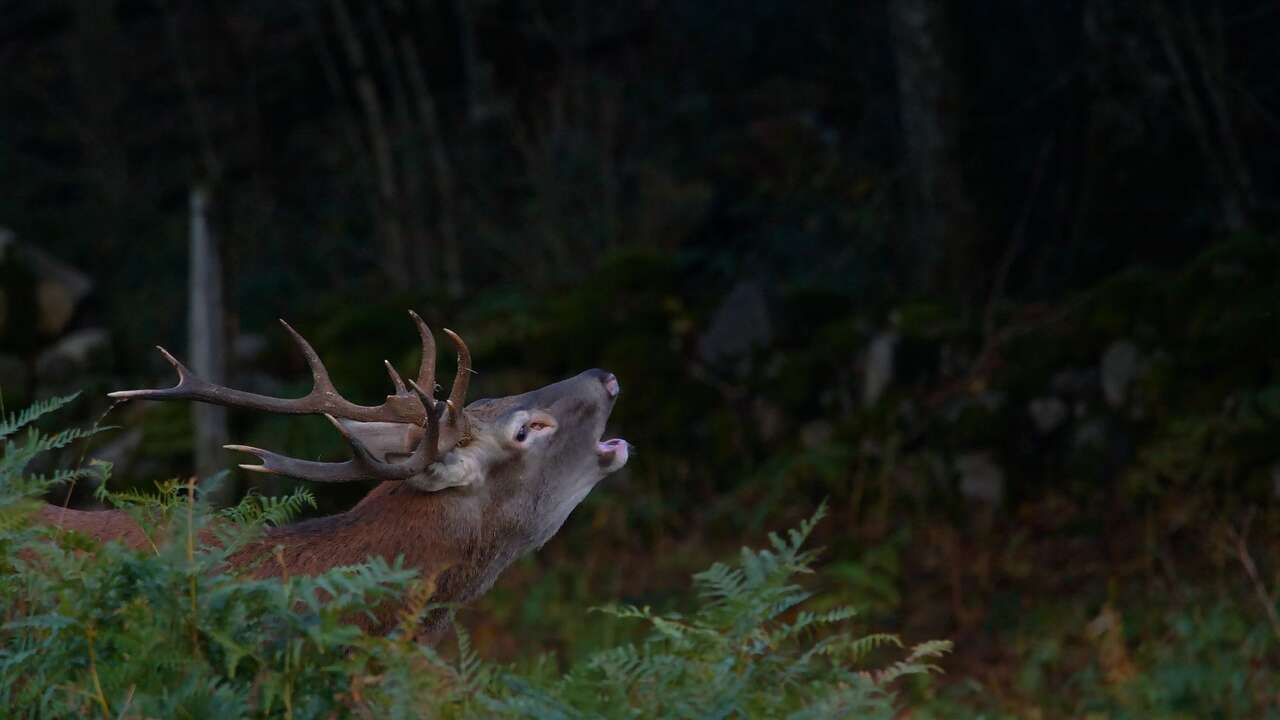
xmin=594 ymin=372 xmax=627 ymax=470
xmin=596 ymin=437 xmax=630 ymax=470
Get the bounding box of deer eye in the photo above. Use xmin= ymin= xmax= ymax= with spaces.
xmin=514 ymin=426 xmax=529 ymax=443
xmin=528 ymin=421 xmax=550 ymax=431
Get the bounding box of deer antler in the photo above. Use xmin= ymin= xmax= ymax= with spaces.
xmin=110 ymin=311 xmax=473 ymax=484
xmin=225 ymin=382 xmax=444 ymax=483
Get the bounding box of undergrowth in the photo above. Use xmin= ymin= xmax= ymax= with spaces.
xmin=0 ymin=394 xmax=949 ymax=718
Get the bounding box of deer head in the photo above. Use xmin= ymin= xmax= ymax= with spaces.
xmin=81 ymin=311 xmax=630 ymax=633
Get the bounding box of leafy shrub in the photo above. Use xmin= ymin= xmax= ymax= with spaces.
xmin=0 ymin=394 xmax=949 ymax=718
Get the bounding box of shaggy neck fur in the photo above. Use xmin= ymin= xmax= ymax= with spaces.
xmin=39 ymin=482 xmax=522 ymax=636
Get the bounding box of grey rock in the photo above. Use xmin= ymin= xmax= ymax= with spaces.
xmin=34 ymin=327 xmax=110 ymax=381
xmin=1072 ymin=419 xmax=1107 ymax=450
xmin=753 ymin=398 xmax=785 ymax=442
xmin=800 ymin=420 xmax=833 ymax=449
xmin=1050 ymin=368 xmax=1096 ymax=396
xmin=697 ymin=280 xmax=772 ymax=367
xmin=956 ymin=451 xmax=1004 ymax=506
xmin=1 ymin=229 xmax=94 ymax=336
xmin=863 ymin=332 xmax=897 ymax=408
xmin=1101 ymin=340 xmax=1140 ymax=408
xmin=1028 ymin=396 xmax=1067 ymax=434
xmin=976 ymin=390 xmax=1006 ymax=412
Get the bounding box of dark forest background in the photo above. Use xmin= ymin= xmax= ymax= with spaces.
xmin=3 ymin=0 xmax=1279 ymax=714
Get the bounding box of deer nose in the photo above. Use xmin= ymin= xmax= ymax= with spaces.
xmin=596 ymin=371 xmax=621 ymax=398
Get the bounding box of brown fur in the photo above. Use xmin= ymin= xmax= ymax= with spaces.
xmin=37 ymin=503 xmax=153 ymax=549
xmin=36 ymin=485 xmax=465 ymax=636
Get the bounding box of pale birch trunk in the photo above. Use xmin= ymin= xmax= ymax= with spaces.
xmin=188 ymin=186 xmax=233 ymax=506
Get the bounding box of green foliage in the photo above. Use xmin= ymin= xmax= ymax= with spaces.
xmin=479 ymin=503 xmax=951 ymax=718
xmin=0 ymin=399 xmax=947 ymax=718
xmin=924 ymin=593 xmax=1280 ymax=719
xmin=0 ymin=392 xmax=108 ymax=536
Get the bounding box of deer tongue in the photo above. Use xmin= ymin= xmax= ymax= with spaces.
xmin=597 ymin=438 xmax=630 ymax=471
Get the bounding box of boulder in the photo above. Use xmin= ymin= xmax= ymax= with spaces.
xmin=1050 ymin=367 xmax=1096 ymax=396
xmin=1101 ymin=340 xmax=1140 ymax=408
xmin=1028 ymin=396 xmax=1067 ymax=434
xmin=0 ymin=228 xmax=94 ymax=337
xmin=697 ymin=280 xmax=772 ymax=369
xmin=956 ymin=451 xmax=1005 ymax=506
xmin=863 ymin=331 xmax=897 ymax=407
xmin=800 ymin=420 xmax=833 ymax=449
xmin=34 ymin=327 xmax=111 ymax=382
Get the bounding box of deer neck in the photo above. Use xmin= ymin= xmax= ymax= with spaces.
xmin=246 ymin=483 xmax=475 ymax=582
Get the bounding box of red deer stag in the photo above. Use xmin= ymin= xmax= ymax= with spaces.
xmin=39 ymin=311 xmax=630 ymax=635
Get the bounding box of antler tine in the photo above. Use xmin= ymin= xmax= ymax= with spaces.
xmin=108 ymin=346 xmax=197 ymax=400
xmin=224 ymin=443 xmax=379 ymax=482
xmin=278 ymin=319 xmax=338 ymax=398
xmin=442 ymin=328 xmax=471 ymax=428
xmin=409 ymin=310 xmax=437 ymax=394
xmin=407 ymin=379 xmax=441 ymax=463
xmin=109 ymin=320 xmax=427 ymax=424
xmin=384 ymin=360 xmax=408 ymax=395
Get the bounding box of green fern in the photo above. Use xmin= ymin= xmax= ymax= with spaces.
xmin=482 ymin=501 xmax=950 ymax=718
xmin=0 ymin=392 xmax=79 ymax=441
xmin=219 ymin=485 xmax=317 ymax=527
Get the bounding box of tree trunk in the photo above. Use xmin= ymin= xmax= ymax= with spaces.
xmin=330 ymin=0 xmax=413 ymax=290
xmin=188 ymin=186 xmax=234 ymax=507
xmin=68 ymin=0 xmax=130 ymax=209
xmin=395 ymin=22 xmax=464 ymax=298
xmin=1149 ymin=0 xmax=1252 ymax=233
xmin=888 ymin=0 xmax=981 ymax=303
xmin=450 ymin=0 xmax=485 ymax=124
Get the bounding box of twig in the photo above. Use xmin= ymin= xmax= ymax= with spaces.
xmin=85 ymin=624 xmax=111 ymax=720
xmin=186 ymin=477 xmax=203 ymax=658
xmin=1149 ymin=0 xmax=1246 ymax=230
xmin=1226 ymin=512 xmax=1280 ymax=642
xmin=983 ymin=135 xmax=1055 ymax=341
xmin=117 ymin=684 xmax=136 ymax=719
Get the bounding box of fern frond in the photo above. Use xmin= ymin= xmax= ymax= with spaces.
xmin=393 ymin=574 xmax=440 ymax=639
xmin=846 ymin=633 xmax=904 ymax=662
xmin=0 ymin=393 xmax=79 ymax=441
xmin=693 ymin=562 xmax=745 ymax=605
xmin=905 ymin=639 xmax=953 ymax=663
xmin=220 ymin=486 xmax=316 ymax=527
xmin=95 ymin=477 xmax=188 ymax=510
